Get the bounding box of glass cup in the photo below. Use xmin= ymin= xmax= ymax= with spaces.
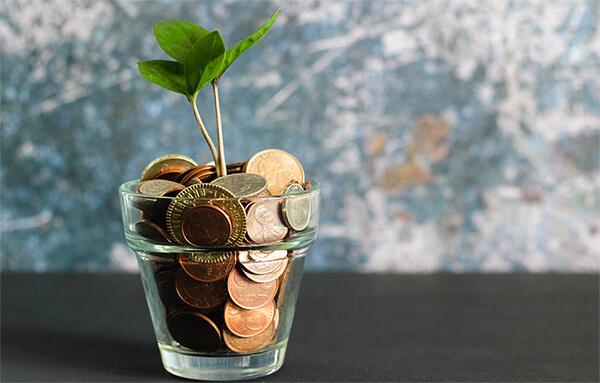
xmin=119 ymin=179 xmax=320 ymax=380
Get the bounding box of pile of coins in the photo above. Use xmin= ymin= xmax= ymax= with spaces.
xmin=132 ymin=149 xmax=313 ymax=353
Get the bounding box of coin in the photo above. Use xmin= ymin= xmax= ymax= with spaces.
xmin=185 ymin=251 xmax=232 ymax=264
xmin=135 ymin=219 xmax=173 ymax=243
xmin=281 ymin=183 xmax=312 ymax=231
xmin=137 ymin=179 xmax=185 ymax=197
xmin=223 ymin=318 xmax=276 ymax=353
xmin=134 ymin=179 xmax=183 ymax=212
xmin=166 ymin=183 xmax=246 ymax=247
xmin=141 ymin=154 xmax=198 ymax=181
xmin=179 ymin=252 xmax=236 ymax=282
xmin=238 ymin=250 xmax=287 ymax=275
xmin=180 ymin=204 xmax=232 ymax=247
xmin=166 ymin=310 xmax=221 ymax=351
xmin=154 ymin=264 xmax=181 ymax=313
xmin=241 ymin=258 xmax=287 ymax=283
xmin=175 ymin=268 xmax=228 ymax=311
xmin=245 ymin=149 xmax=305 ymax=195
xmin=245 ymin=200 xmax=288 ymax=244
xmin=223 ymin=299 xmax=275 ymax=338
xmin=227 ymin=267 xmax=278 ymax=309
xmin=211 ymin=173 xmax=268 ymax=198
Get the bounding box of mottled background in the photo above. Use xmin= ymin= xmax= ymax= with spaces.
xmin=1 ymin=0 xmax=598 ymax=272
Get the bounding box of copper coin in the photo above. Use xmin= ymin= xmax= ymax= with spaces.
xmin=141 ymin=154 xmax=198 ymax=181
xmin=245 ymin=149 xmax=305 ymax=195
xmin=166 ymin=184 xmax=246 ymax=247
xmin=178 ymin=253 xmax=236 ymax=282
xmin=154 ymin=264 xmax=180 ymax=313
xmin=166 ymin=310 xmax=221 ymax=351
xmin=153 ymin=170 xmax=183 ymax=182
xmin=180 ymin=166 xmax=214 ymax=186
xmin=304 ymin=180 xmax=311 ymax=190
xmin=175 ymin=268 xmax=228 ymax=311
xmin=180 ymin=204 xmax=232 ymax=247
xmin=245 ymin=200 xmax=288 ymax=244
xmin=227 ymin=268 xmax=278 ymax=309
xmin=135 ymin=219 xmax=172 ymax=243
xmin=147 ymin=187 xmax=182 ymax=230
xmin=223 ymin=318 xmax=276 ymax=353
xmin=223 ymin=299 xmax=275 ymax=338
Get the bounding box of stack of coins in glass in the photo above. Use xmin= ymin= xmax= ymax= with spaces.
xmin=132 ymin=149 xmax=313 ymax=353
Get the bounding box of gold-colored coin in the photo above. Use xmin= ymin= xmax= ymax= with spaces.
xmin=141 ymin=154 xmax=198 ymax=181
xmin=281 ymin=183 xmax=312 ymax=231
xmin=245 ymin=149 xmax=305 ymax=195
xmin=166 ymin=183 xmax=246 ymax=247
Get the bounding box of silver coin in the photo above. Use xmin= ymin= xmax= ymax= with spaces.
xmin=281 ymin=183 xmax=312 ymax=231
xmin=211 ymin=173 xmax=268 ymax=198
xmin=239 ymin=250 xmax=287 ymax=275
xmin=241 ymin=258 xmax=287 ymax=283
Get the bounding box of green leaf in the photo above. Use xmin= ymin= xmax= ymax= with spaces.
xmin=137 ymin=60 xmax=189 ymax=95
xmin=217 ymin=9 xmax=279 ymax=79
xmin=184 ymin=30 xmax=226 ymax=94
xmin=153 ymin=20 xmax=210 ymax=63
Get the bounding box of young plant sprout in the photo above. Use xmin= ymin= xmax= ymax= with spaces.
xmin=137 ymin=10 xmax=279 ymax=178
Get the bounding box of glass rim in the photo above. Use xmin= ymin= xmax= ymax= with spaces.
xmin=119 ymin=179 xmax=321 ymax=201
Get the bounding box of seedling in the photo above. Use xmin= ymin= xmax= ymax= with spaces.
xmin=138 ymin=10 xmax=279 ymax=177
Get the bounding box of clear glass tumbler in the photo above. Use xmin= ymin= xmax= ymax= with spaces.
xmin=119 ymin=179 xmax=320 ymax=380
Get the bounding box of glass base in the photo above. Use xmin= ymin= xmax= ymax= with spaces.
xmin=159 ymin=343 xmax=287 ymax=381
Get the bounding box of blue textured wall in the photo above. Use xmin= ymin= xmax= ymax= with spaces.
xmin=1 ymin=0 xmax=599 ymax=272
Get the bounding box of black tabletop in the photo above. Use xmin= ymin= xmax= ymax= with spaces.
xmin=2 ymin=273 xmax=598 ymax=382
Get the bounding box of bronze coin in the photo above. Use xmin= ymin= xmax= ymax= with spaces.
xmin=166 ymin=310 xmax=221 ymax=352
xmin=223 ymin=319 xmax=276 ymax=353
xmin=146 ymin=187 xmax=182 ymax=231
xmin=227 ymin=268 xmax=278 ymax=309
xmin=178 ymin=253 xmax=236 ymax=282
xmin=175 ymin=268 xmax=228 ymax=311
xmin=245 ymin=200 xmax=288 ymax=244
xmin=154 ymin=264 xmax=180 ymax=313
xmin=223 ymin=299 xmax=275 ymax=338
xmin=180 ymin=204 xmax=232 ymax=247
xmin=180 ymin=166 xmax=214 ymax=186
xmin=135 ymin=219 xmax=172 ymax=243
xmin=153 ymin=170 xmax=183 ymax=182
xmin=140 ymin=154 xmax=198 ymax=181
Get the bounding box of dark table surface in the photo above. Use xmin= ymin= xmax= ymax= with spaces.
xmin=2 ymin=273 xmax=598 ymax=382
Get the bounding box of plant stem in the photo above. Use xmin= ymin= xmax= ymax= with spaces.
xmin=212 ymin=80 xmax=227 ymax=177
xmin=188 ymin=95 xmax=221 ymax=177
